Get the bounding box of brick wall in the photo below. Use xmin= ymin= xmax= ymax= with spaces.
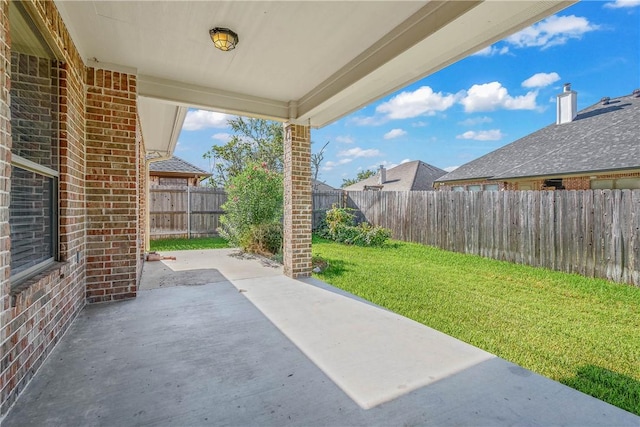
xmin=0 ymin=0 xmax=12 ymax=413
xmin=85 ymin=68 xmax=139 ymax=303
xmin=283 ymin=123 xmax=312 ymax=278
xmin=439 ymin=171 xmax=640 ymax=191
xmin=1 ymin=0 xmax=87 ymax=415
xmin=136 ymin=117 xmax=146 ymax=281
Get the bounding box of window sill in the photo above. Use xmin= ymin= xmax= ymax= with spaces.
xmin=10 ymin=261 xmax=70 ymax=308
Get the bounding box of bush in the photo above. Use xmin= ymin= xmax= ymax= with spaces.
xmin=319 ymin=205 xmax=391 ymax=247
xmin=220 ymin=163 xmax=283 ymax=255
xmin=240 ymin=223 xmax=283 ymax=256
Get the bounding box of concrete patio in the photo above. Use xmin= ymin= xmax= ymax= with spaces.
xmin=2 ymin=249 xmax=638 ymax=426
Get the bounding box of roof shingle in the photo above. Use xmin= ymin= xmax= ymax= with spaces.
xmin=149 ymin=156 xmax=210 ymax=175
xmin=437 ymin=91 xmax=640 ymax=183
xmin=345 ymin=160 xmax=446 ymax=191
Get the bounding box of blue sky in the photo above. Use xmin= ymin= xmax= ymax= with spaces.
xmin=176 ymin=0 xmax=640 ymax=188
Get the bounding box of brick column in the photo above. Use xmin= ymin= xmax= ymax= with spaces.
xmin=283 ymin=122 xmax=312 ymax=278
xmin=0 ymin=0 xmax=10 ymax=351
xmin=85 ymin=68 xmax=139 ymax=303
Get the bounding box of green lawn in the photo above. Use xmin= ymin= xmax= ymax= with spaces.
xmin=312 ymin=236 xmax=640 ymax=415
xmin=150 ymin=236 xmax=229 ymax=251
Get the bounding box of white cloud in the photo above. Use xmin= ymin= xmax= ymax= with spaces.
xmin=456 ymin=129 xmax=504 ymax=141
xmin=211 ymin=132 xmax=231 ymax=141
xmin=383 ymin=128 xmax=407 ymax=140
xmin=506 ymin=15 xmax=599 ymax=50
xmin=349 ymin=115 xmax=387 ymax=126
xmin=337 ymin=147 xmax=381 ymax=158
xmin=444 ymin=166 xmax=459 ymax=172
xmin=473 ymin=45 xmax=510 ymax=56
xmin=412 ymin=121 xmax=428 ymax=128
xmin=400 ymin=158 xmax=411 ymax=164
xmin=521 ymin=72 xmax=561 ymax=88
xmin=604 ymin=0 xmax=640 ymax=8
xmin=460 ymin=82 xmax=538 ymax=112
xmin=183 ymin=110 xmax=232 ymax=131
xmin=322 ymin=158 xmax=352 ymax=171
xmin=458 ymin=116 xmax=493 ymax=126
xmin=335 ymin=135 xmax=354 ymax=144
xmin=370 ymin=160 xmax=398 ymax=170
xmin=376 ymin=86 xmax=457 ymax=119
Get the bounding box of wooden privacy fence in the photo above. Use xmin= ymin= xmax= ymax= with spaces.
xmin=149 ymin=186 xmax=227 ymax=239
xmin=346 ymin=190 xmax=640 ymax=286
xmin=312 ymin=191 xmax=344 ymax=229
xmin=149 ymin=187 xmax=343 ymax=238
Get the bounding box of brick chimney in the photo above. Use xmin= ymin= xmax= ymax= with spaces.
xmin=557 ymin=83 xmax=577 ymax=125
xmin=378 ymin=165 xmax=386 ymax=185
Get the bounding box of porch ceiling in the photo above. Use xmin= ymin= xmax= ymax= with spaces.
xmin=54 ymin=0 xmax=573 ymax=156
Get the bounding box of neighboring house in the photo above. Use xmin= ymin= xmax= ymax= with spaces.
xmin=149 ymin=156 xmax=211 ymax=187
xmin=312 ymin=179 xmax=338 ymax=192
xmin=436 ymin=85 xmax=640 ymax=191
xmin=344 ymin=160 xmax=446 ymax=191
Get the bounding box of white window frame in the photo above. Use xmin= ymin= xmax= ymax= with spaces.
xmin=10 ymin=154 xmax=59 ymax=285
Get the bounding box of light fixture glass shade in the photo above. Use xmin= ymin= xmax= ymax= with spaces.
xmin=210 ymin=27 xmax=238 ymax=51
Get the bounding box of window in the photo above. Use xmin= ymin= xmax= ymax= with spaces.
xmin=452 ymin=186 xmax=464 ymax=192
xmin=483 ymin=184 xmax=499 ymax=191
xmin=9 ymin=3 xmax=59 ymax=284
xmin=543 ymin=178 xmax=564 ymax=190
xmin=467 ymin=185 xmax=482 ymax=192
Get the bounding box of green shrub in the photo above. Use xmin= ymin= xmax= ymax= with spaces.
xmin=319 ymin=205 xmax=391 ymax=247
xmin=240 ymin=222 xmax=283 ymax=255
xmin=220 ymin=162 xmax=283 ymax=254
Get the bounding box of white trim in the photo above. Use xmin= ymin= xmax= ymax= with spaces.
xmin=138 ymin=75 xmax=289 ymax=122
xmin=11 ymin=154 xmax=59 ymax=178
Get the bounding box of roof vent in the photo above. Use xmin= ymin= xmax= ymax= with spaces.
xmin=600 ymin=96 xmax=610 ymax=105
xmin=563 ymin=83 xmax=572 ymax=93
xmin=633 ymin=89 xmax=640 ymax=98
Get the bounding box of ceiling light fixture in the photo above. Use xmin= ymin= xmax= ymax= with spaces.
xmin=210 ymin=27 xmax=238 ymax=52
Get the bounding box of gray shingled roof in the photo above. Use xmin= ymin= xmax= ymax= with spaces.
xmin=437 ymin=91 xmax=640 ymax=183
xmin=312 ymin=179 xmax=338 ymax=192
xmin=345 ymin=160 xmax=446 ymax=191
xmin=149 ymin=156 xmax=211 ymax=176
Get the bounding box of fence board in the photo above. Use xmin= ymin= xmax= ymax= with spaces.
xmin=346 ymin=189 xmax=639 ymax=286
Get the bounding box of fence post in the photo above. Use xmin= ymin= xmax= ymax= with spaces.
xmin=187 ymin=185 xmax=191 ymax=239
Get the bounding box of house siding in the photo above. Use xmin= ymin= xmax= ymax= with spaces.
xmin=438 ymin=171 xmax=640 ymax=191
xmin=1 ymin=0 xmax=145 ymax=414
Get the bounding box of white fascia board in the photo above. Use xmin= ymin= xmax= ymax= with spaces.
xmin=298 ymin=0 xmax=575 ymax=128
xmin=138 ymin=75 xmax=290 ymax=122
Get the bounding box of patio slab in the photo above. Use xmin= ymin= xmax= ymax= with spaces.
xmin=2 ymin=249 xmax=638 ymax=426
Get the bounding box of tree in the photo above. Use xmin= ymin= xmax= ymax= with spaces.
xmin=203 ymin=117 xmax=283 ymax=186
xmin=341 ymin=169 xmax=375 ymax=188
xmin=220 ymin=162 xmax=283 ymax=254
xmin=311 ymin=141 xmax=330 ymax=188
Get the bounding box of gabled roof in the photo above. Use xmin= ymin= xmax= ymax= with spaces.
xmin=149 ymin=156 xmax=211 ymax=176
xmin=345 ymin=160 xmax=446 ymax=191
xmin=437 ymin=90 xmax=640 ymax=183
xmin=312 ymin=179 xmax=338 ymax=192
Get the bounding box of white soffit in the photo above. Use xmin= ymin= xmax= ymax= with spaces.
xmin=54 ymin=0 xmax=574 ymax=152
xmin=138 ymin=97 xmax=186 ymax=157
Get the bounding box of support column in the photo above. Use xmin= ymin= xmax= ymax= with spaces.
xmin=85 ymin=68 xmax=139 ymax=302
xmin=283 ymin=122 xmax=312 ymax=278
